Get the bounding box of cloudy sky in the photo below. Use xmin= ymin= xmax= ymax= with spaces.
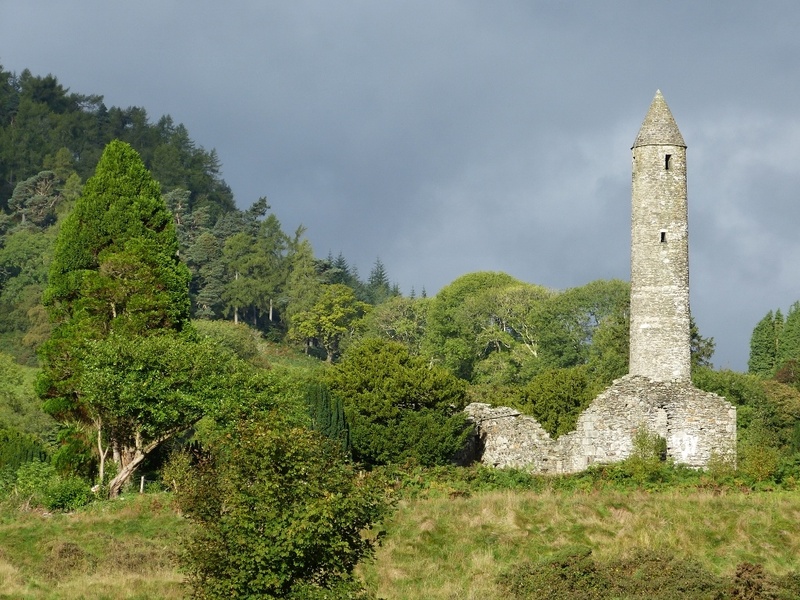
xmin=3 ymin=1 xmax=799 ymax=370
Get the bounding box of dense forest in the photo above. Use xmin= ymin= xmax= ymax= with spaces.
xmin=1 ymin=67 xmax=800 ymax=598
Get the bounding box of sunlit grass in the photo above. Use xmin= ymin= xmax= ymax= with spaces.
xmin=1 ymin=483 xmax=799 ymax=599
xmin=362 ymin=488 xmax=800 ymax=599
xmin=0 ymin=494 xmax=184 ymax=600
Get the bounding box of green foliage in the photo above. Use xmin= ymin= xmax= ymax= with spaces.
xmin=423 ymin=271 xmax=529 ymax=379
xmin=365 ymin=257 xmax=387 ymax=301
xmin=39 ymin=475 xmax=94 ymax=511
xmin=693 ymin=368 xmax=800 ymax=482
xmin=533 ymin=279 xmax=629 ymax=372
xmin=192 ymin=319 xmax=262 ymax=363
xmin=516 ymin=366 xmax=594 ymax=438
xmin=168 ymin=416 xmax=392 ymax=599
xmin=624 ymin=428 xmax=668 ymax=484
xmin=501 ymin=547 xmax=728 ymax=600
xmin=0 ymin=427 xmax=48 ymax=471
xmin=304 ymin=382 xmax=351 ymax=455
xmin=0 ymin=353 xmax=57 ymax=437
xmin=358 ymin=295 xmax=429 ymax=354
xmin=749 ymin=310 xmax=781 ymax=376
xmin=777 ymin=301 xmax=800 ymax=370
xmin=290 ymin=283 xmax=370 ymax=362
xmin=11 ymin=459 xmax=93 ymax=511
xmin=37 ymin=141 xmax=235 ymax=494
xmin=586 ymin=302 xmax=629 ymax=387
xmin=326 ymin=339 xmax=471 ymax=466
xmin=43 ymin=139 xmax=191 ymax=336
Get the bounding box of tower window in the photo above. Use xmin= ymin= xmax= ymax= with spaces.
xmin=665 ymin=154 xmax=672 ymax=170
xmin=660 ymin=231 xmax=667 ymax=243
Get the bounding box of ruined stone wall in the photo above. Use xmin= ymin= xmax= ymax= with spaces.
xmin=464 ymin=375 xmax=736 ymax=474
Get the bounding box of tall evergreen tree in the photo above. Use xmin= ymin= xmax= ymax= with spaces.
xmin=366 ymin=257 xmax=394 ymax=305
xmin=749 ymin=310 xmax=781 ymax=376
xmin=37 ymin=140 xmax=203 ymax=494
xmin=777 ymin=302 xmax=800 ymax=369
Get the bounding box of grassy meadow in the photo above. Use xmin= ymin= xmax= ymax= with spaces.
xmin=1 ymin=486 xmax=799 ymax=599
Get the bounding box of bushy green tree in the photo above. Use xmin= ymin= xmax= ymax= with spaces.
xmin=325 ymin=339 xmax=471 ymax=466
xmin=516 ymin=366 xmax=594 ymax=438
xmin=169 ymin=416 xmax=391 ymax=599
xmin=423 ymin=272 xmax=551 ymax=381
xmin=80 ymin=332 xmax=236 ymax=496
xmin=358 ymin=295 xmax=429 ymax=354
xmin=533 ymin=279 xmax=629 ymax=371
xmin=290 ymin=283 xmax=370 ymax=362
xmin=37 ymin=140 xmax=223 ymax=494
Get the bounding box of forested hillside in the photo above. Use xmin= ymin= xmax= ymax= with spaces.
xmin=1 ymin=66 xmax=800 ymax=598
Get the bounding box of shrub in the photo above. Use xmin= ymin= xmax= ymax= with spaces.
xmin=325 ymin=339 xmax=471 ymax=466
xmin=169 ymin=415 xmax=393 ymax=599
xmin=501 ymin=547 xmax=609 ymax=600
xmin=502 ymin=547 xmax=727 ymax=600
xmin=42 ymin=476 xmax=94 ymax=511
xmin=12 ymin=460 xmax=93 ymax=511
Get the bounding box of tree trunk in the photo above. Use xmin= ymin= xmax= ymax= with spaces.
xmin=96 ymin=421 xmax=109 ymax=485
xmin=106 ymin=428 xmax=182 ymax=498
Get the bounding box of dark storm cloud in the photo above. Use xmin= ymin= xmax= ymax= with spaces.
xmin=3 ymin=1 xmax=800 ymax=369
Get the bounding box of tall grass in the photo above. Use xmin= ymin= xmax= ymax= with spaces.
xmin=1 ymin=483 xmax=798 ymax=599
xmin=0 ymin=494 xmax=184 ymax=599
xmin=361 ymin=488 xmax=800 ymax=599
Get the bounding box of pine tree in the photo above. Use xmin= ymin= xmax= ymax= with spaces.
xmin=777 ymin=302 xmax=800 ymax=369
xmin=366 ymin=257 xmax=392 ymax=305
xmin=749 ymin=310 xmax=780 ymax=376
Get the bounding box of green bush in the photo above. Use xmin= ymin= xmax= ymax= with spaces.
xmin=14 ymin=459 xmax=57 ymax=502
xmin=325 ymin=339 xmax=471 ymax=466
xmin=169 ymin=415 xmax=393 ymax=599
xmin=12 ymin=460 xmax=93 ymax=511
xmin=42 ymin=476 xmax=93 ymax=511
xmin=501 ymin=547 xmax=609 ymax=600
xmin=502 ymin=548 xmax=727 ymax=600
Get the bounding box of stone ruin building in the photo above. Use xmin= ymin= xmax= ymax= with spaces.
xmin=465 ymin=91 xmax=737 ymax=473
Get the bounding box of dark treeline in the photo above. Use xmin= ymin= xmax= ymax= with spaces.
xmin=0 ymin=66 xmax=400 ymax=364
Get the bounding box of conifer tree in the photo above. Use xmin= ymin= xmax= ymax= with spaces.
xmin=777 ymin=302 xmax=800 ymax=370
xmin=749 ymin=310 xmax=780 ymax=376
xmin=37 ymin=140 xmax=213 ymax=495
xmin=304 ymin=382 xmax=351 ymax=455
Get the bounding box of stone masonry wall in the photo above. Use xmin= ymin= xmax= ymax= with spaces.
xmin=464 ymin=374 xmax=736 ymax=474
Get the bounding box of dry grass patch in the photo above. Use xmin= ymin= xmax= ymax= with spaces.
xmin=363 ymin=488 xmax=800 ymax=599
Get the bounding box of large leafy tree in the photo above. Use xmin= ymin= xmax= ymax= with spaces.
xmin=289 ymin=283 xmax=369 ymax=362
xmin=423 ymin=271 xmax=529 ymax=379
xmin=37 ymin=140 xmax=202 ymax=494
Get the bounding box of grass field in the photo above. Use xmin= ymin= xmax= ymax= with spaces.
xmin=0 ymin=486 xmax=798 ymax=598
xmin=0 ymin=494 xmax=184 ymax=600
xmin=361 ymin=488 xmax=800 ymax=598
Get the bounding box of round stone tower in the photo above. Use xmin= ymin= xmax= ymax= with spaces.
xmin=629 ymin=90 xmax=691 ymax=382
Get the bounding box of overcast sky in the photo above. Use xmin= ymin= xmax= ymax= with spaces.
xmin=3 ymin=1 xmax=800 ymax=371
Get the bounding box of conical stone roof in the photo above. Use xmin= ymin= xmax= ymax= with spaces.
xmin=632 ymin=90 xmax=685 ymax=148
